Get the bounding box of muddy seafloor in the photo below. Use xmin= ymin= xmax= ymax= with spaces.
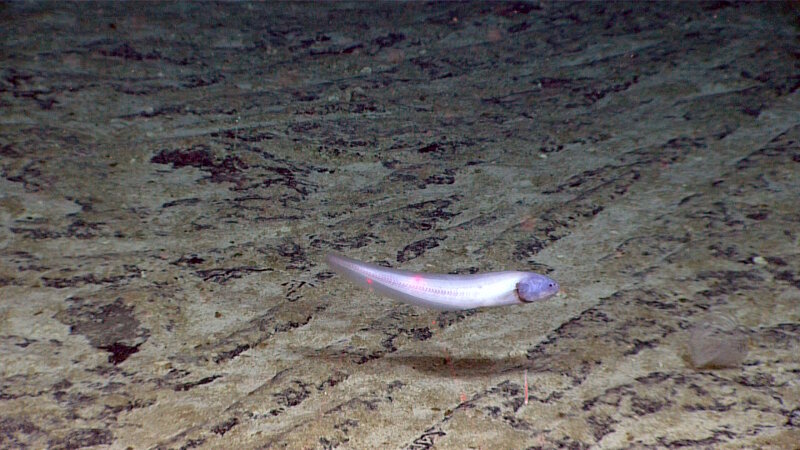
xmin=1 ymin=2 xmax=799 ymax=449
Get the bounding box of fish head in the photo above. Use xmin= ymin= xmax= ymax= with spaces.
xmin=516 ymin=274 xmax=560 ymax=302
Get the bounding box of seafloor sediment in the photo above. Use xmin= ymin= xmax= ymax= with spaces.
xmin=1 ymin=2 xmax=799 ymax=448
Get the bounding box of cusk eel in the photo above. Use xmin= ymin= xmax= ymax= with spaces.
xmin=326 ymin=253 xmax=559 ymax=311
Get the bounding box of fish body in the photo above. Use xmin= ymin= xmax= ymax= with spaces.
xmin=326 ymin=253 xmax=559 ymax=311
